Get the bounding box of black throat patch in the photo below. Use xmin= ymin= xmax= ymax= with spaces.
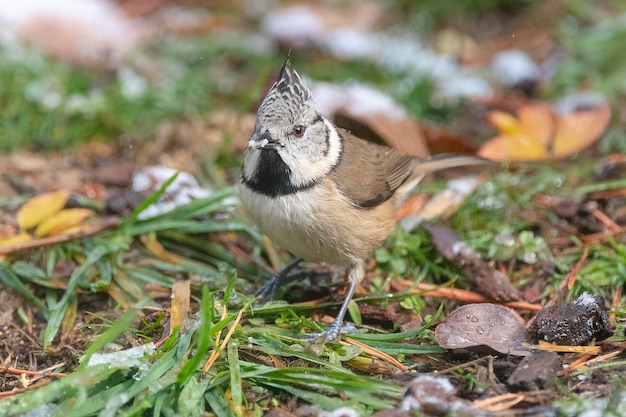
xmin=242 ymin=150 xmax=318 ymax=197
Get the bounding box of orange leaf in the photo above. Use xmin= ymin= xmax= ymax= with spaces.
xmin=34 ymin=208 xmax=92 ymax=237
xmin=552 ymin=103 xmax=611 ymax=158
xmin=478 ymin=134 xmax=547 ymax=161
xmin=487 ymin=111 xmax=522 ymax=135
xmin=17 ymin=190 xmax=70 ymax=230
xmin=518 ymin=104 xmax=554 ymax=147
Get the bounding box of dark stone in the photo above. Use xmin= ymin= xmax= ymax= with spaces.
xmin=507 ymin=350 xmax=561 ymax=391
xmin=533 ymin=293 xmax=613 ymax=345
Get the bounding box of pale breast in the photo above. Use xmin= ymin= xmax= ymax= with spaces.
xmin=239 ymin=180 xmax=396 ymax=267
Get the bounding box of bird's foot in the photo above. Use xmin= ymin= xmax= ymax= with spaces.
xmin=255 ymin=257 xmax=303 ymax=301
xmin=301 ymin=321 xmax=358 ymax=343
xmin=254 ymin=275 xmax=280 ymax=300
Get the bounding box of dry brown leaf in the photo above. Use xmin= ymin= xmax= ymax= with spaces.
xmin=312 ymin=83 xmax=429 ymax=157
xmin=435 ymin=303 xmax=531 ymax=356
xmin=336 ymin=109 xmax=429 ymax=157
xmin=170 ymin=280 xmax=191 ymax=336
xmin=17 ymin=190 xmax=70 ymax=230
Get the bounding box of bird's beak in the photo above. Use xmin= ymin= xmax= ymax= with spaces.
xmin=248 ymin=130 xmax=281 ymax=151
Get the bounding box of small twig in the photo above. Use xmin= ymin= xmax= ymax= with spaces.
xmin=1 ymin=363 xmax=66 ymax=378
xmin=590 ymin=208 xmax=622 ymax=233
xmin=559 ymin=349 xmax=624 ymax=376
xmin=474 ymin=393 xmax=524 ymax=411
xmin=390 ymin=280 xmax=542 ymax=312
xmin=611 ymin=286 xmax=622 ymax=320
xmin=581 ymin=225 xmax=626 ymax=245
xmin=203 ymin=306 xmax=245 ymax=372
xmin=436 ymin=355 xmax=495 ymax=375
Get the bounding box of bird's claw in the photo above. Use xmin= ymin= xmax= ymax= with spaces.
xmin=301 ymin=321 xmax=358 ymax=343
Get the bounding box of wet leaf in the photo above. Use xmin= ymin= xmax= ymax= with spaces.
xmin=435 ymin=303 xmax=531 ymax=356
xmin=34 ymin=208 xmax=92 ymax=237
xmin=16 ymin=190 xmax=70 ymax=230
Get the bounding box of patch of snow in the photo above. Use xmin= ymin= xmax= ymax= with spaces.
xmin=261 ymin=5 xmax=323 ymax=48
xmin=321 ymin=407 xmax=360 ymax=417
xmin=84 ymin=342 xmax=156 ymax=369
xmin=21 ymin=404 xmax=58 ymax=417
xmin=323 ymin=28 xmax=376 ymax=60
xmin=400 ymin=375 xmax=456 ymax=412
xmin=491 ymin=49 xmax=542 ymax=88
xmin=574 ymin=292 xmax=598 ymax=308
xmin=0 ymin=0 xmax=146 ymax=67
xmin=117 ymin=67 xmax=148 ymax=100
xmin=554 ymin=92 xmax=607 ymax=115
xmin=311 ymin=81 xmax=406 ymax=119
xmin=262 ymin=5 xmax=492 ymax=101
xmin=132 ymin=166 xmax=212 ymax=220
xmin=448 ymin=176 xmax=480 ymax=195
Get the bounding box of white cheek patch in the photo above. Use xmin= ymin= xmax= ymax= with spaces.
xmin=287 ymin=118 xmax=342 ymax=188
xmin=242 ymin=149 xmax=261 ymax=181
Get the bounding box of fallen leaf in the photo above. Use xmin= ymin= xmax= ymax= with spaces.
xmin=478 ymin=102 xmax=611 ymax=161
xmin=17 ymin=190 xmax=70 ymax=230
xmin=435 ymin=303 xmax=531 ymax=356
xmin=487 ymin=110 xmax=523 ymax=136
xmin=34 ymin=208 xmax=92 ymax=237
xmin=552 ymin=102 xmax=612 ymax=158
xmin=335 ymin=108 xmax=429 ymax=157
xmin=478 ymin=133 xmax=547 ymax=161
xmin=170 ymin=280 xmax=190 ymax=336
xmin=518 ymin=104 xmax=554 ymax=147
xmin=0 ymin=232 xmax=32 ymax=247
xmin=311 ymin=82 xmax=429 ymax=157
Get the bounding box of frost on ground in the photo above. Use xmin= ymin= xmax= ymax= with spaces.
xmin=84 ymin=342 xmax=156 ymax=369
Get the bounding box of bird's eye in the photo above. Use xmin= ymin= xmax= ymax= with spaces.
xmin=292 ymin=125 xmax=306 ymax=138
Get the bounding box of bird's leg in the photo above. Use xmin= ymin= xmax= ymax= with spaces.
xmin=302 ymin=262 xmax=364 ymax=342
xmin=255 ymin=257 xmax=303 ymax=300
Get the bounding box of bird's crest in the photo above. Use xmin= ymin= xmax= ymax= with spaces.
xmin=257 ymin=59 xmax=313 ymax=124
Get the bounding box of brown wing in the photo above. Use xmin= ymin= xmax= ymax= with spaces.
xmin=330 ymin=128 xmax=418 ymax=208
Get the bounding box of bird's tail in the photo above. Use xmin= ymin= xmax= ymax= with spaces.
xmin=413 ymin=154 xmax=491 ymax=175
xmin=397 ymin=154 xmax=490 ymax=198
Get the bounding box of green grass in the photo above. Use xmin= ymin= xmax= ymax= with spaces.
xmin=0 ymin=37 xmax=275 ymax=152
xmin=2 ymin=155 xmax=625 ymax=415
xmin=2 ymin=3 xmax=626 ymax=415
